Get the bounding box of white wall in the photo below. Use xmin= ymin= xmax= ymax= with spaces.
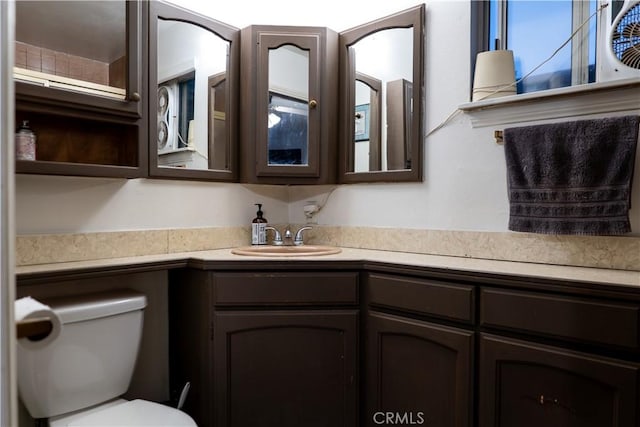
xmin=15 ymin=175 xmax=288 ymax=234
xmin=14 ymin=0 xmax=640 ymax=236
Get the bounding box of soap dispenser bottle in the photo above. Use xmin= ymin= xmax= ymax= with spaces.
xmin=15 ymin=120 xmax=36 ymax=161
xmin=251 ymin=204 xmax=268 ymax=245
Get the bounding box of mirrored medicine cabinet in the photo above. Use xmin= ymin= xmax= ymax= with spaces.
xmin=148 ymin=1 xmax=239 ymax=181
xmin=14 ymin=1 xmax=424 ymax=183
xmin=239 ymin=25 xmax=338 ymax=185
xmin=148 ymin=2 xmax=423 ymax=184
xmin=339 ymin=4 xmax=425 ymax=183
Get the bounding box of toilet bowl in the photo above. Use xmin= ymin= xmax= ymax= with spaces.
xmin=49 ymin=399 xmax=195 ymax=427
xmin=17 ymin=290 xmax=196 ymax=427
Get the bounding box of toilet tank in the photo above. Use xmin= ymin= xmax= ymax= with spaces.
xmin=18 ymin=290 xmax=147 ymax=419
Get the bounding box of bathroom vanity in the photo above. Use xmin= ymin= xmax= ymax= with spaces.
xmin=15 ymin=250 xmax=640 ymax=427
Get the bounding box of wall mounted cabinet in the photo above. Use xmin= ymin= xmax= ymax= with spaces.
xmin=339 ymin=5 xmax=425 ymax=183
xmin=14 ymin=0 xmax=147 ymax=178
xmin=13 ymin=3 xmax=424 ymax=184
xmin=148 ymin=1 xmax=239 ymax=181
xmin=239 ymin=25 xmax=338 ymax=185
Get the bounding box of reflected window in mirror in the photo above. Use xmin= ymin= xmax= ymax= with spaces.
xmin=268 ymin=92 xmax=309 ymax=165
xmin=157 ymin=72 xmax=195 ymax=158
xmin=267 ymin=44 xmax=310 ymax=167
xmin=149 ymin=1 xmax=239 ymax=180
xmin=339 ymin=5 xmax=424 ymax=183
xmin=157 ymin=19 xmax=228 ymax=170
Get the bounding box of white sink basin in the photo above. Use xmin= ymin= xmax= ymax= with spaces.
xmin=231 ymin=245 xmax=341 ymax=257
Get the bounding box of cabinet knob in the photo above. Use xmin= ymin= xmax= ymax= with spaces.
xmin=308 ymin=99 xmax=318 ymax=109
xmin=129 ymin=92 xmax=141 ymax=102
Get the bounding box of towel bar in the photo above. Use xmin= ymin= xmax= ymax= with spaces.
xmin=494 ymin=130 xmax=504 ymax=144
xmin=16 ymin=317 xmax=53 ymax=340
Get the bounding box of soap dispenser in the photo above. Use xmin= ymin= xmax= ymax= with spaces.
xmin=251 ymin=204 xmax=268 ymax=245
xmin=15 ymin=120 xmax=36 ymax=161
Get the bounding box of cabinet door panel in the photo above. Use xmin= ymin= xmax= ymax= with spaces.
xmin=365 ymin=312 xmax=473 ymax=427
xmin=214 ymin=310 xmax=358 ymax=427
xmin=479 ymin=334 xmax=640 ymax=427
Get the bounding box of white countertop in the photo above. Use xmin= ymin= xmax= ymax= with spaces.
xmin=15 ymin=247 xmax=640 ymax=289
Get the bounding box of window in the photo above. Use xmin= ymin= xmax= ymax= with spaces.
xmin=177 ymin=77 xmax=195 ymax=148
xmin=485 ymin=0 xmax=599 ymax=94
xmin=267 ymin=92 xmax=309 ymax=165
xmin=157 ymin=71 xmax=195 ymax=152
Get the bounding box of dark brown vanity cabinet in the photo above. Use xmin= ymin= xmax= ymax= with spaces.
xmin=215 ymin=310 xmax=358 ymax=427
xmin=14 ymin=1 xmax=147 ymax=178
xmin=239 ymin=26 xmax=339 ymax=184
xmin=365 ymin=312 xmax=473 ymax=427
xmin=170 ymin=269 xmax=359 ymax=427
xmin=479 ymin=334 xmax=639 ymax=427
xmin=169 ymin=264 xmax=640 ymax=427
xmin=364 ymin=273 xmax=475 ymax=427
xmin=479 ymin=287 xmax=640 ymax=427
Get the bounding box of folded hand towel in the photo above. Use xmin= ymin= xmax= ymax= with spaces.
xmin=504 ymin=115 xmax=639 ymax=235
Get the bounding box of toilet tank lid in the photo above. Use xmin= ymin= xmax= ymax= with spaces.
xmin=41 ymin=290 xmax=147 ymax=324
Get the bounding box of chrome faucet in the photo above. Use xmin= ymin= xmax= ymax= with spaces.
xmin=265 ymin=225 xmax=313 ymax=246
xmin=265 ymin=226 xmax=283 ymax=245
xmin=294 ymin=226 xmax=312 ymax=246
xmin=283 ymin=226 xmax=294 ymax=246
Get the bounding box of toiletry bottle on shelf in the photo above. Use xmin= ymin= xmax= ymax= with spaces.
xmin=251 ymin=204 xmax=268 ymax=245
xmin=15 ymin=120 xmax=36 ymax=161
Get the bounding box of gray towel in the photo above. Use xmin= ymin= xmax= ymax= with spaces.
xmin=504 ymin=115 xmax=639 ymax=235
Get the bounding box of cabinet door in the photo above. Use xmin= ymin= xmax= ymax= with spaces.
xmin=149 ymin=1 xmax=240 ymax=181
xmin=239 ymin=25 xmax=338 ymax=185
xmin=14 ymin=1 xmax=146 ymax=177
xmin=255 ymin=32 xmax=321 ymax=178
xmin=214 ymin=310 xmax=358 ymax=427
xmin=15 ymin=1 xmax=143 ymax=114
xmin=479 ymin=334 xmax=640 ymax=427
xmin=365 ymin=311 xmax=473 ymax=427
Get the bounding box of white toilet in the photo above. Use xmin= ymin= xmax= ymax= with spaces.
xmin=17 ymin=289 xmax=196 ymax=426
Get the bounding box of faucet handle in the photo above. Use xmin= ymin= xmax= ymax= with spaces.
xmin=265 ymin=226 xmax=283 ymax=245
xmin=284 ymin=226 xmax=293 ymax=239
xmin=294 ymin=226 xmax=313 ymax=246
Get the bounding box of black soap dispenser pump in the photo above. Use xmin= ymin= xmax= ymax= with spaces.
xmin=251 ymin=204 xmax=268 ymax=245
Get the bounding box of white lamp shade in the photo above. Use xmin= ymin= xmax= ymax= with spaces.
xmin=472 ymin=50 xmax=516 ymax=101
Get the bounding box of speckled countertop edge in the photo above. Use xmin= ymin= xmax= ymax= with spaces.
xmin=15 ymin=247 xmax=640 ymax=289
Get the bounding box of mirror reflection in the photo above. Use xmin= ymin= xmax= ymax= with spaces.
xmin=157 ymin=19 xmax=230 ymax=170
xmin=267 ymin=45 xmax=310 ymax=166
xmin=354 ymin=74 xmax=381 ymax=172
xmin=349 ymin=27 xmax=413 ymax=172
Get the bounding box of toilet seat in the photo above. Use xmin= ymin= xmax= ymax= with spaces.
xmin=49 ymin=399 xmax=196 ymax=427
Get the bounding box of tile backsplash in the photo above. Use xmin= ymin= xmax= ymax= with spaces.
xmin=16 ymin=226 xmax=640 ymax=271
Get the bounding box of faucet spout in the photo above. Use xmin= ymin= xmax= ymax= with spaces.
xmin=265 ymin=226 xmax=283 ymax=245
xmin=294 ymin=226 xmax=313 ymax=246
